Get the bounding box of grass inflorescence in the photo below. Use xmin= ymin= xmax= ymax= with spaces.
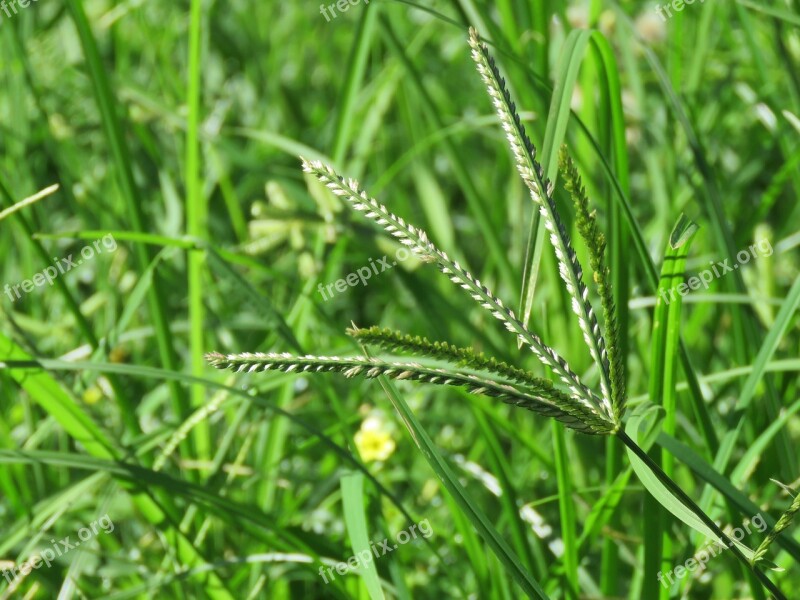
xmin=2 ymin=2 xmax=798 ymax=599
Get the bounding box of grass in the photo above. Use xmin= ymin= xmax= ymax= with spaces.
xmin=1 ymin=0 xmax=800 ymax=598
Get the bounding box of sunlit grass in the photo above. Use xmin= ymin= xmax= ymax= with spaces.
xmin=1 ymin=1 xmax=799 ymax=598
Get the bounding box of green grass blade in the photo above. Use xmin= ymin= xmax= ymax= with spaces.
xmin=621 ymin=412 xmax=786 ymax=599
xmin=0 ymin=341 xmax=235 ymax=598
xmin=64 ymin=0 xmax=188 ymax=423
xmin=331 ymin=3 xmax=379 ymax=164
xmin=640 ymin=24 xmax=794 ymax=478
xmin=341 ymin=472 xmax=385 ymax=600
xmin=0 ymin=179 xmax=139 ymax=433
xmin=645 ymin=213 xmax=698 ymax=599
xmin=186 ymin=0 xmax=209 ymax=460
xmin=736 ymin=0 xmax=800 ymax=26
xmin=0 ymin=332 xmax=119 ymax=459
xmin=710 ymin=274 xmax=800 ymax=486
xmin=0 ymin=357 xmax=454 ymax=582
xmin=552 ymin=423 xmax=578 ymax=598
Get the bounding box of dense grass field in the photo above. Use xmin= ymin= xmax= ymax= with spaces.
xmin=1 ymin=0 xmax=800 ymax=598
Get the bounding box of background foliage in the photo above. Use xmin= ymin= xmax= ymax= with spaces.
xmin=1 ymin=0 xmax=799 ymax=598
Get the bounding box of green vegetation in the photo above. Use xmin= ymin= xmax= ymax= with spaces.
xmin=1 ymin=1 xmax=799 ymax=598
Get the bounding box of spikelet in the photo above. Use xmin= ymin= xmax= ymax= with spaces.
xmin=347 ymin=325 xmax=566 ymax=398
xmin=301 ymin=158 xmax=607 ymax=419
xmin=559 ymin=147 xmax=626 ymax=421
xmin=153 ymin=387 xmax=229 ymax=472
xmin=206 ymin=352 xmax=616 ymax=435
xmin=752 ymin=486 xmax=800 ymax=565
xmin=467 ymin=28 xmax=613 ymax=422
xmin=204 ymin=29 xmax=634 ymax=438
xmin=301 ymin=159 xmax=436 ymax=262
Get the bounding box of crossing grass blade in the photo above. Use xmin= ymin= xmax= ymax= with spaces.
xmin=0 ymin=357 xmax=460 ymax=590
xmin=656 ymin=432 xmax=800 ymax=563
xmin=622 ymin=409 xmax=760 ymax=561
xmin=0 ymin=341 xmax=235 ymax=598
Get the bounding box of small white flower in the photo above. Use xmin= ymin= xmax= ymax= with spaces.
xmin=566 ymin=3 xmax=589 ymax=29
xmin=635 ymin=11 xmax=667 ymax=44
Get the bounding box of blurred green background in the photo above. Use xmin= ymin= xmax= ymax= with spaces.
xmin=1 ymin=0 xmax=799 ymax=598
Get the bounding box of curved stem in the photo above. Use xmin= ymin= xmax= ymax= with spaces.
xmin=616 ymin=429 xmax=786 ymax=600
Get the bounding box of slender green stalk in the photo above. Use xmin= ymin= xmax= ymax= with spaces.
xmin=186 ymin=0 xmax=209 ymax=459
xmin=553 ymin=423 xmax=578 ymax=598
xmin=649 ymin=214 xmax=698 ymax=599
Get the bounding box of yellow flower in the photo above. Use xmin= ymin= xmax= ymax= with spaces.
xmin=354 ymin=416 xmax=396 ymax=462
xmin=82 ymin=385 xmax=103 ymax=405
